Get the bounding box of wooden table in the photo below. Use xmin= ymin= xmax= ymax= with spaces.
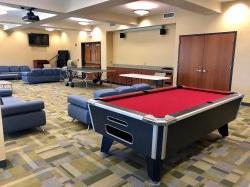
xmin=120 ymin=73 xmax=170 ymax=87
xmin=0 ymin=107 xmax=6 ymax=168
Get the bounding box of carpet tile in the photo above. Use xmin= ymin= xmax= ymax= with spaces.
xmin=0 ymin=81 xmax=249 ymax=186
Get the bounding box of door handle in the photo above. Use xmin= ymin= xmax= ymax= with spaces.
xmin=196 ymin=69 xmax=202 ymax=72
xmin=203 ymin=69 xmax=207 ymax=73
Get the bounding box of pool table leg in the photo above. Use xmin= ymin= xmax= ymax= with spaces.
xmin=146 ymin=157 xmax=163 ymax=184
xmin=218 ymin=124 xmax=229 ymax=137
xmin=100 ymin=136 xmax=113 ymax=154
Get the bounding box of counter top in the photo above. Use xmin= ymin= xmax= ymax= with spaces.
xmin=108 ymin=64 xmax=173 ymax=71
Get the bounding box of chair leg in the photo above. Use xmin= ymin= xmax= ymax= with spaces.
xmin=37 ymin=126 xmax=46 ymax=132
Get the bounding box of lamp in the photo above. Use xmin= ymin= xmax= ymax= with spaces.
xmin=45 ymin=28 xmax=55 ymax=31
xmin=133 ymin=9 xmax=150 ymax=16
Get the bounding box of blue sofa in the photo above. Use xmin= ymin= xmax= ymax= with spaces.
xmin=0 ymin=66 xmax=30 ymax=80
xmin=0 ymin=89 xmax=46 ymax=133
xmin=68 ymin=83 xmax=152 ymax=127
xmin=22 ymin=68 xmax=61 ymax=84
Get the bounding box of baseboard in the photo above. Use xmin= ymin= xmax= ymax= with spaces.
xmin=0 ymin=160 xmax=6 ymax=168
xmin=241 ymin=102 xmax=250 ymax=106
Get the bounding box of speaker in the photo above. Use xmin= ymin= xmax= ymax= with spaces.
xmin=120 ymin=33 xmax=126 ymax=38
xmin=57 ymin=50 xmax=70 ymax=68
xmin=160 ymin=28 xmax=167 ymax=35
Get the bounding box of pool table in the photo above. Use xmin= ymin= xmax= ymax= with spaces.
xmin=88 ymin=86 xmax=243 ymax=183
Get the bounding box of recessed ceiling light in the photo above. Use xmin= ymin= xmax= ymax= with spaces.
xmin=134 ymin=9 xmax=150 ymax=16
xmin=0 ymin=5 xmax=17 ymax=11
xmin=0 ymin=10 xmax=7 ymax=15
xmin=126 ymin=1 xmax=158 ymax=10
xmin=0 ymin=23 xmax=21 ymax=30
xmin=79 ymin=22 xmax=90 ymax=26
xmin=45 ymin=28 xmax=55 ymax=31
xmin=41 ymin=24 xmax=53 ymax=27
xmin=69 ymin=17 xmax=92 ymax=22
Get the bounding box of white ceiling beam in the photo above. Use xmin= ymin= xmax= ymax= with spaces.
xmin=75 ymin=12 xmax=138 ymax=26
xmin=0 ymin=0 xmax=67 ymax=13
xmin=158 ymin=0 xmax=221 ymax=14
xmin=7 ymin=0 xmax=138 ymax=30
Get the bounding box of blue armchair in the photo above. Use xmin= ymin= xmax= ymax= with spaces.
xmin=0 ymin=66 xmax=30 ymax=80
xmin=22 ymin=68 xmax=61 ymax=84
xmin=0 ymin=89 xmax=46 ymax=133
xmin=68 ymin=95 xmax=91 ymax=125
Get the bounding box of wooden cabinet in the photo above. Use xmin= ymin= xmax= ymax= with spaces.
xmin=107 ymin=66 xmax=173 ymax=86
xmin=177 ymin=32 xmax=236 ymax=91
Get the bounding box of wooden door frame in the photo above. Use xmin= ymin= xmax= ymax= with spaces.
xmin=81 ymin=42 xmax=101 ymax=67
xmin=177 ymin=31 xmax=237 ymax=90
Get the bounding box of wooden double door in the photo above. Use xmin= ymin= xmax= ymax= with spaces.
xmin=81 ymin=42 xmax=101 ymax=68
xmin=177 ymin=32 xmax=237 ymax=91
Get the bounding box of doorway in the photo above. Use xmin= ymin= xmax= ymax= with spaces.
xmin=177 ymin=32 xmax=237 ymax=91
xmin=81 ymin=42 xmax=101 ymax=68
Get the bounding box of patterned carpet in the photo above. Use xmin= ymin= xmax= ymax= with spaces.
xmin=0 ymin=81 xmax=249 ymax=187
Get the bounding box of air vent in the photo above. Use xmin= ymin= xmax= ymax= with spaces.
xmin=163 ymin=12 xmax=175 ymax=19
xmin=110 ymin=23 xmax=116 ymax=27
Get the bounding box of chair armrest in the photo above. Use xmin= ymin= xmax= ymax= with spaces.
xmin=21 ymin=72 xmax=32 ymax=76
xmin=1 ymin=100 xmax=44 ymax=117
xmin=68 ymin=95 xmax=88 ymax=109
xmin=0 ymin=89 xmax=12 ymax=97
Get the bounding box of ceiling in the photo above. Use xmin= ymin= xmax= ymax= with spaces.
xmin=0 ymin=0 xmax=232 ymax=31
xmin=104 ymin=1 xmax=174 ymax=17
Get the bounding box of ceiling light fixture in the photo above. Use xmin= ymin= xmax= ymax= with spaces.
xmin=69 ymin=17 xmax=92 ymax=22
xmin=79 ymin=21 xmax=90 ymax=26
xmin=126 ymin=1 xmax=158 ymax=10
xmin=133 ymin=9 xmax=150 ymax=16
xmin=0 ymin=5 xmax=17 ymax=11
xmin=45 ymin=28 xmax=55 ymax=31
xmin=0 ymin=10 xmax=7 ymax=15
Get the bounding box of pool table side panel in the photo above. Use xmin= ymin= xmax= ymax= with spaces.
xmin=89 ymin=104 xmax=157 ymax=158
xmin=165 ymin=97 xmax=242 ymax=157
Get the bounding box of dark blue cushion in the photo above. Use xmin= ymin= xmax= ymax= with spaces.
xmin=68 ymin=95 xmax=88 ymax=109
xmin=9 ymin=66 xmax=20 ymax=72
xmin=93 ymin=89 xmax=119 ymax=99
xmin=115 ymin=86 xmax=137 ymax=94
xmin=1 ymin=100 xmax=44 ymax=117
xmin=0 ymin=89 xmax=12 ymax=97
xmin=0 ymin=74 xmax=19 ymax=80
xmin=68 ymin=104 xmax=91 ymax=125
xmin=3 ymin=110 xmax=46 ymax=133
xmin=0 ymin=66 xmax=9 ymax=73
xmin=21 ymin=72 xmax=31 ymax=76
xmin=53 ymin=68 xmax=61 ymax=75
xmin=42 ymin=69 xmax=55 ymax=75
xmin=132 ymin=83 xmax=152 ymax=91
xmin=31 ymin=69 xmax=43 ymax=76
xmin=20 ymin=66 xmax=30 ymax=72
xmin=1 ymin=96 xmax=22 ymax=105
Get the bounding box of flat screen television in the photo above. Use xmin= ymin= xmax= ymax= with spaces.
xmin=28 ymin=33 xmax=49 ymax=47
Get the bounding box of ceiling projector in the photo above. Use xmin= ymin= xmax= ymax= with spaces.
xmin=21 ymin=7 xmax=40 ymax=22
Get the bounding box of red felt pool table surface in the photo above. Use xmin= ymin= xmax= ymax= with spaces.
xmin=104 ymin=87 xmax=230 ymax=118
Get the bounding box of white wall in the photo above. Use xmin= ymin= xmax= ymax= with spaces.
xmin=112 ymin=24 xmax=176 ymax=67
xmin=0 ymin=29 xmax=68 ymax=67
